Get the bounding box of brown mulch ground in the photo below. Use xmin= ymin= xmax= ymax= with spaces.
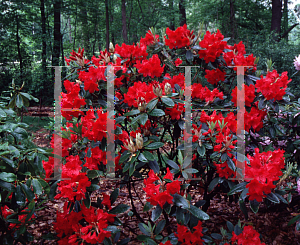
xmin=25 ymin=110 xmax=300 ymax=245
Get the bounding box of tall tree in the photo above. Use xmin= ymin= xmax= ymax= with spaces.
xmin=40 ymin=0 xmax=47 ymax=77
xmin=105 ymin=0 xmax=109 ymax=51
xmin=271 ymin=0 xmax=282 ymax=39
xmin=230 ymin=0 xmax=236 ymax=41
xmin=15 ymin=14 xmax=23 ymax=80
xmin=179 ymin=0 xmax=186 ymax=26
xmin=283 ymin=0 xmax=288 ymax=40
xmin=168 ymin=0 xmax=175 ymax=30
xmin=121 ymin=0 xmax=128 ymax=43
xmin=53 ymin=0 xmax=61 ymax=67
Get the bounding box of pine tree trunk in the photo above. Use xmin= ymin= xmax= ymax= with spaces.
xmin=105 ymin=0 xmax=109 ymax=51
xmin=52 ymin=0 xmax=61 ymax=67
xmin=40 ymin=0 xmax=47 ymax=76
xmin=122 ymin=0 xmax=128 ymax=43
xmin=179 ymin=0 xmax=186 ymax=26
xmin=270 ymin=0 xmax=282 ymax=40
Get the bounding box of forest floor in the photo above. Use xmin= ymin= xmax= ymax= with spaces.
xmin=24 ymin=108 xmax=300 ymax=245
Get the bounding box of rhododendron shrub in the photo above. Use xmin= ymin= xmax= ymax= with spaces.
xmin=40 ymin=26 xmax=300 ymax=244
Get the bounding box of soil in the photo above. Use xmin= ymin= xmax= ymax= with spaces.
xmin=25 ymin=107 xmax=300 ymax=245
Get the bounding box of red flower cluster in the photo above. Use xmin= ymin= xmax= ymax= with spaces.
xmin=65 ymin=47 xmax=86 ymax=66
xmin=61 ymin=80 xmax=86 ymax=120
xmin=231 ymin=225 xmax=266 ymax=245
xmin=84 ymin=147 xmax=106 ymax=170
xmin=115 ymin=43 xmax=148 ymax=64
xmin=78 ymin=66 xmax=106 ymax=93
xmin=214 ymin=160 xmax=236 ymax=180
xmin=140 ymin=30 xmax=159 ymax=46
xmin=55 ymin=155 xmax=91 ymax=201
xmin=175 ymin=221 xmax=204 ymax=245
xmin=163 ymin=73 xmax=185 ymax=89
xmin=198 ymin=30 xmax=227 ymax=63
xmin=192 ymin=83 xmax=224 ymax=103
xmin=231 ymin=84 xmax=256 ymax=107
xmin=245 ymin=148 xmax=285 ymax=202
xmin=175 ymin=58 xmax=183 ymax=66
xmin=244 ymin=106 xmax=267 ymax=132
xmin=123 ymin=81 xmax=156 ymax=107
xmin=54 ymin=202 xmax=116 ymax=245
xmin=143 ymin=168 xmax=181 ymax=208
xmin=256 ymin=70 xmax=291 ymax=101
xmin=1 ymin=205 xmax=35 ymax=230
xmin=134 ymin=54 xmax=165 ymax=78
xmin=205 ymin=68 xmax=226 ymax=85
xmin=165 ymin=103 xmax=184 ymax=120
xmin=164 ymin=24 xmax=194 ymax=49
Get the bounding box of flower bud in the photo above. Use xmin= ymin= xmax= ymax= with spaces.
xmin=164 ymin=83 xmax=172 ymax=95
xmin=135 ymin=133 xmax=143 ymax=149
xmin=153 ymin=83 xmax=162 ymax=97
xmin=109 ymin=42 xmax=115 ymax=53
xmin=138 ymin=97 xmax=146 ymax=112
xmin=124 ymin=137 xmax=136 ymax=153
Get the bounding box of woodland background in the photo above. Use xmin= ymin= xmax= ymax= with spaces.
xmin=1 ymin=0 xmax=300 ymax=106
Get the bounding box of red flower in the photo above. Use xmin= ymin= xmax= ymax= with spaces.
xmin=115 ymin=43 xmax=148 ymax=64
xmin=164 ymin=24 xmax=194 ymax=49
xmin=134 ymin=54 xmax=165 ymax=78
xmin=175 ymin=221 xmax=204 ymax=245
xmin=140 ymin=30 xmax=159 ymax=46
xmin=244 ymin=106 xmax=266 ymax=132
xmin=205 ymin=68 xmax=226 ymax=85
xmin=256 ymin=70 xmax=291 ymax=101
xmin=231 ymin=225 xmax=266 ymax=245
xmin=102 ymin=193 xmax=112 ymax=210
xmin=198 ymin=30 xmax=227 ymax=63
xmin=175 ymin=58 xmax=183 ymax=66
xmin=165 ymin=103 xmax=184 ymax=120
xmin=231 ymin=84 xmax=256 ymax=107
xmin=245 ymin=148 xmax=285 ymax=202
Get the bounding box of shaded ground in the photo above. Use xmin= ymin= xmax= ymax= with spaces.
xmin=25 ymin=107 xmax=300 ymax=245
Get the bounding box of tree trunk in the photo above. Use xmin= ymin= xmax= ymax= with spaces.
xmin=105 ymin=0 xmax=109 ymax=51
xmin=40 ymin=0 xmax=47 ymax=76
xmin=168 ymin=0 xmax=175 ymax=30
xmin=16 ymin=14 xmax=23 ymax=80
xmin=283 ymin=0 xmax=288 ymax=40
xmin=121 ymin=0 xmax=128 ymax=43
xmin=179 ymin=0 xmax=186 ymax=26
xmin=230 ymin=0 xmax=236 ymax=41
xmin=73 ymin=0 xmax=78 ymax=50
xmin=52 ymin=0 xmax=61 ymax=67
xmin=80 ymin=5 xmax=89 ymax=56
xmin=271 ymin=0 xmax=282 ymax=40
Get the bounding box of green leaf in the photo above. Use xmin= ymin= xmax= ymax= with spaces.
xmin=119 ymin=151 xmax=131 ymax=164
xmin=32 ymin=179 xmax=43 ymax=195
xmin=149 ymin=109 xmax=165 ymax=117
xmin=227 ymin=221 xmax=234 ymax=233
xmin=21 ymin=183 xmax=34 ymax=201
xmin=183 ymin=168 xmax=198 ymax=174
xmin=239 ymin=200 xmax=248 ymax=219
xmin=161 ymin=97 xmax=174 ymax=107
xmin=38 ymin=179 xmax=50 ymax=194
xmin=265 ymin=192 xmax=280 ymax=204
xmin=211 ymin=233 xmax=222 ymax=240
xmin=187 ymin=205 xmax=210 ymax=220
xmin=146 ymin=99 xmax=158 ymax=111
xmin=124 ymin=109 xmax=140 ymax=116
xmin=110 ymin=188 xmax=119 ymax=205
xmin=197 ymin=145 xmax=205 ymax=157
xmin=15 ymin=185 xmax=26 ymax=206
xmin=288 ymin=214 xmax=300 ymax=226
xmin=0 ymin=180 xmax=16 ymax=192
xmin=143 ymin=202 xmax=153 ymax=212
xmin=49 ymin=180 xmax=59 ymax=201
xmin=176 ymin=207 xmax=185 ymax=224
xmin=145 ymin=142 xmax=165 ymax=150
xmin=84 ymin=192 xmax=91 ymax=209
xmin=166 ymin=159 xmax=179 ymax=170
xmin=148 ymin=160 xmax=160 ymax=173
xmin=138 ymin=223 xmax=151 ymax=236
xmin=138 ymin=153 xmax=148 ymax=162
xmin=0 ymin=172 xmax=16 ymax=182
xmin=16 ymin=94 xmax=23 ymax=108
xmin=227 ymin=182 xmax=247 ymax=195
xmin=151 ymin=204 xmax=162 ymax=222
xmin=109 ymin=204 xmax=130 ymax=214
xmin=87 ymin=170 xmax=102 ymax=179
xmin=173 ymin=194 xmax=189 ymax=209
xmin=208 ymin=177 xmax=219 ymax=192
xmin=143 ymin=151 xmax=155 ymax=161
xmin=250 ymin=199 xmax=259 ymax=214
xmin=154 ymin=220 xmax=166 ymax=235
xmin=139 ymin=113 xmax=148 ymax=125
xmin=227 ymin=157 xmax=236 ymax=171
